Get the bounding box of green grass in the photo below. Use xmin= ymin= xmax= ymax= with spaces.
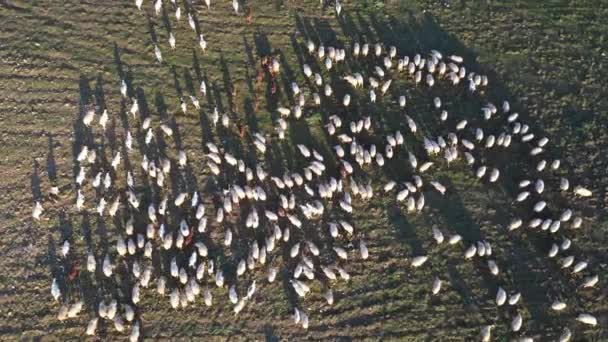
xmin=0 ymin=0 xmax=606 ymax=340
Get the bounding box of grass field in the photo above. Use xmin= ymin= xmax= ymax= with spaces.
xmin=0 ymin=0 xmax=606 ymax=340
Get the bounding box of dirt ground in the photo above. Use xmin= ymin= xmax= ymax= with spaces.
xmin=0 ymin=0 xmax=606 ymax=340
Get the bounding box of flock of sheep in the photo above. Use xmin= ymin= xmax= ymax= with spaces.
xmin=33 ymin=0 xmax=601 ymax=340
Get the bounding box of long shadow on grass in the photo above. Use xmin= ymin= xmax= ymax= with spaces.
xmin=242 ymin=35 xmax=260 ymax=132
xmin=31 ymin=159 xmax=42 ymax=202
xmin=180 ymin=0 xmax=199 ymax=35
xmin=46 ymin=134 xmax=58 ymax=190
xmin=253 ymin=31 xmax=281 ymax=124
xmin=220 ymin=52 xmax=236 ymax=113
xmin=114 ymin=43 xmax=135 ymax=99
xmin=192 ymin=52 xmax=215 ymax=147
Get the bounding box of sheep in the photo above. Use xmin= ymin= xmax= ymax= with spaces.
xmin=169 ymin=33 xmax=176 ymax=49
xmin=336 ymin=267 xmax=350 ymax=281
xmin=128 ymin=321 xmax=140 ymax=342
xmin=511 ymin=312 xmax=523 ymax=332
xmin=561 ymin=256 xmax=575 ymax=268
xmin=476 ymin=166 xmax=487 ymax=178
xmin=551 ymin=301 xmax=567 ymax=311
xmin=489 ymin=168 xmax=500 ymax=182
xmin=558 ymin=327 xmax=572 ymax=342
xmin=328 ymin=223 xmax=339 ymax=238
xmin=560 ymin=209 xmax=573 ymax=222
xmin=488 ymin=260 xmax=499 ymax=276
xmin=571 ymin=217 xmax=583 ymax=228
xmin=99 ymin=255 xmax=114 ymax=278
xmin=480 ymin=325 xmax=493 ymax=342
xmin=533 ymin=201 xmax=547 ymax=212
xmin=431 ymin=277 xmax=442 ymax=295
xmin=449 ymin=55 xmax=463 ymax=63
xmin=517 ymin=191 xmax=530 ymax=202
xmin=334 ymin=247 xmax=348 ymax=260
xmin=411 ymin=255 xmax=428 ymax=267
xmin=87 ymin=252 xmax=96 ymax=272
xmin=86 ymin=317 xmax=99 ymax=336
xmin=461 ymin=139 xmax=475 ymax=150
xmin=356 ymin=240 xmax=369 ymax=260
xmin=508 ymin=218 xmax=523 ymax=231
xmin=449 ymin=235 xmax=462 ymax=245
xmin=324 ymin=289 xmax=334 ymax=305
xmin=154 ymin=44 xmax=162 ymax=63
xmin=573 ymin=186 xmax=592 ymax=197
xmin=76 ymin=189 xmax=84 ymax=211
xmin=559 ymin=178 xmax=570 ymax=191
xmin=82 ymin=109 xmax=95 ymax=127
xmin=229 ymin=285 xmax=239 ymax=304
xmin=560 ymin=238 xmax=571 ymax=251
xmin=430 ymin=181 xmax=446 ymax=195
xmin=432 ymin=227 xmax=444 ymax=244
xmin=509 ymin=296 xmax=521 ymax=307
xmin=381 ymin=79 xmax=392 ymax=94
xmin=397 ymin=188 xmax=409 ymax=202
xmin=572 ymin=261 xmax=588 ymax=273
xmin=32 ymin=201 xmax=43 ymax=220
xmin=582 ymin=274 xmax=598 ymax=288
xmin=66 ymin=300 xmax=83 ymax=318
xmin=464 ymin=244 xmax=477 ymax=259
xmin=576 ymin=313 xmax=597 ymax=326
xmin=548 ymin=244 xmax=559 ymax=257
xmin=51 ymin=278 xmax=61 ymax=301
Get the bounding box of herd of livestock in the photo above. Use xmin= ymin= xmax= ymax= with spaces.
xmin=32 ymin=1 xmax=601 ymax=340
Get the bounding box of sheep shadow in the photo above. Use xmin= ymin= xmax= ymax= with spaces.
xmin=46 ymin=134 xmax=58 ymax=189
xmin=31 ymin=159 xmax=42 ymax=202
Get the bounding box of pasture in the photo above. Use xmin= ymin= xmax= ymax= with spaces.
xmin=0 ymin=0 xmax=606 ymax=340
